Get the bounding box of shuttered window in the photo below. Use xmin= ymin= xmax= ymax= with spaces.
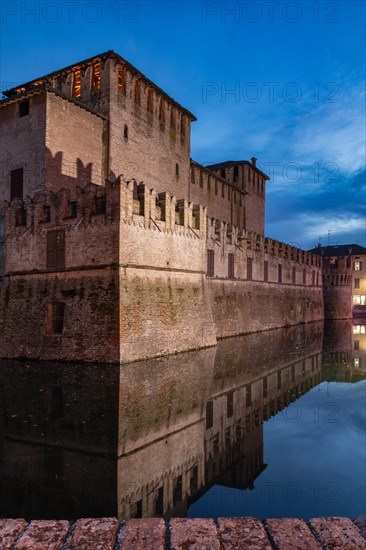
xmin=228 ymin=253 xmax=235 ymax=279
xmin=47 ymin=230 xmax=65 ymax=269
xmin=207 ymin=249 xmax=215 ymax=277
xmin=11 ymin=168 xmax=23 ymax=200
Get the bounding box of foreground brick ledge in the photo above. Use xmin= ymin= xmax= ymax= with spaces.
xmin=0 ymin=516 xmax=365 ymax=549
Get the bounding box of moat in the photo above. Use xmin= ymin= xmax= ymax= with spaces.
xmin=0 ymin=320 xmax=365 ymax=522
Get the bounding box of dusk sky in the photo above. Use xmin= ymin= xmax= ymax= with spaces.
xmin=1 ymin=0 xmax=365 ymax=249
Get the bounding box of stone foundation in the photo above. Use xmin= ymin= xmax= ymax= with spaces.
xmin=1 ymin=516 xmax=365 ymax=549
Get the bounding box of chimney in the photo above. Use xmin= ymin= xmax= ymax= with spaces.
xmin=251 ymin=157 xmax=257 ymax=167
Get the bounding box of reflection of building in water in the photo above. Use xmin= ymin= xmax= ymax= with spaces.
xmin=321 ymin=320 xmax=366 ymax=382
xmin=118 ymin=323 xmax=323 ymax=519
xmin=352 ymin=323 xmax=366 ymax=377
xmin=0 ymin=323 xmax=324 ymax=521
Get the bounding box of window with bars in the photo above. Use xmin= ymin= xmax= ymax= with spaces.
xmin=11 ymin=168 xmax=23 ymax=200
xmin=228 ymin=253 xmax=235 ymax=279
xmin=45 ymin=302 xmax=65 ymax=334
xmin=47 ymin=230 xmax=65 ymax=269
xmin=247 ymin=257 xmax=253 ymax=280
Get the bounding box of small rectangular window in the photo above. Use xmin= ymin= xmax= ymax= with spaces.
xmin=69 ymin=201 xmax=77 ymax=218
xmin=354 ymin=340 xmax=360 ymax=351
xmin=45 ymin=302 xmax=65 ymax=334
xmin=354 ymin=261 xmax=362 ymax=271
xmin=206 ymin=401 xmax=213 ymax=429
xmin=94 ymin=195 xmax=106 ymax=215
xmin=207 ymin=249 xmax=215 ymax=277
xmin=354 ymin=278 xmax=360 ymax=288
xmin=19 ymin=100 xmax=29 ymax=117
xmin=228 ymin=253 xmax=235 ymax=279
xmin=47 ymin=230 xmax=65 ymax=269
xmin=43 ymin=205 xmax=51 ymax=223
xmin=11 ymin=168 xmax=24 ymax=200
xmin=264 ymin=260 xmax=268 ymax=282
xmin=247 ymin=257 xmax=253 ymax=280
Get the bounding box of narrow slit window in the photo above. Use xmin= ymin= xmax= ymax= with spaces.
xmin=228 ymin=253 xmax=235 ymax=279
xmin=124 ymin=124 xmax=128 ymax=140
xmin=247 ymin=257 xmax=253 ymax=280
xmin=207 ymin=249 xmax=215 ymax=277
xmin=170 ymin=108 xmax=176 ymax=131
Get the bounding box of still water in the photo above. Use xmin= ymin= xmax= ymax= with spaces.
xmin=0 ymin=320 xmax=365 ymax=521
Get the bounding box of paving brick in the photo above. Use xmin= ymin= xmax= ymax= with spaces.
xmin=118 ymin=518 xmax=165 ymax=549
xmin=309 ymin=516 xmax=366 ymax=549
xmin=0 ymin=519 xmax=28 ymax=549
xmin=170 ymin=518 xmax=220 ymax=549
xmin=265 ymin=518 xmax=321 ymax=549
xmin=64 ymin=517 xmax=118 ymax=549
xmin=218 ymin=517 xmax=272 ymax=549
xmin=13 ymin=520 xmax=70 ymax=550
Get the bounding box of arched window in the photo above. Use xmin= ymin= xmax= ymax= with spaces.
xmin=170 ymin=108 xmax=176 ymax=131
xmin=159 ymin=98 xmax=165 ymax=124
xmin=134 ymin=79 xmax=141 ymax=105
xmin=118 ymin=63 xmax=126 ymax=94
xmin=147 ymin=88 xmax=153 ymax=113
xmin=91 ymin=61 xmax=101 ymax=91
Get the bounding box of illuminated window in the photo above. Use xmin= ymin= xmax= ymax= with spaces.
xmin=72 ymin=69 xmax=81 ymax=97
xmin=147 ymin=88 xmax=153 ymax=114
xmin=91 ymin=61 xmax=101 ymax=91
xmin=118 ymin=64 xmax=126 ymax=94
xmin=354 ymin=261 xmax=362 ymax=271
xmin=353 ymin=325 xmax=366 ymax=334
xmin=354 ymin=358 xmax=360 ymax=368
xmin=353 ymin=295 xmax=366 ymax=305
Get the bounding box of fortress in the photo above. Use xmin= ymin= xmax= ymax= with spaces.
xmin=0 ymin=50 xmax=344 ymax=363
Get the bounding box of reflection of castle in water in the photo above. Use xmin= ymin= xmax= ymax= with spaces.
xmin=3 ymin=321 xmax=363 ymax=521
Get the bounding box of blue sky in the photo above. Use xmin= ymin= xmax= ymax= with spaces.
xmin=1 ymin=0 xmax=365 ymax=248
